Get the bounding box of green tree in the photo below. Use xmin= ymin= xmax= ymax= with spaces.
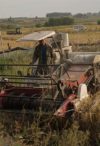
xmin=45 ymin=17 xmax=74 ymax=26
xmin=97 ymin=20 xmax=100 ymax=25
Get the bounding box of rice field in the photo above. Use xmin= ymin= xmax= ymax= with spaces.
xmin=0 ymin=24 xmax=100 ymax=51
xmin=0 ymin=23 xmax=100 ymax=146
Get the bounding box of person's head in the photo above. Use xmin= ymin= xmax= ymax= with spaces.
xmin=39 ymin=39 xmax=45 ymax=45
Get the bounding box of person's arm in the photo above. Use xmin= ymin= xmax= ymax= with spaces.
xmin=47 ymin=44 xmax=53 ymax=58
xmin=47 ymin=44 xmax=54 ymax=64
xmin=32 ymin=46 xmax=39 ymax=64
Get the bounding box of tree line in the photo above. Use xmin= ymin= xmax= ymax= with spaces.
xmin=44 ymin=17 xmax=74 ymax=26
xmin=46 ymin=12 xmax=100 ymax=18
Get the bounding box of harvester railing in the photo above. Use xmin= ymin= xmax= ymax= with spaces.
xmin=0 ymin=64 xmax=59 ymax=87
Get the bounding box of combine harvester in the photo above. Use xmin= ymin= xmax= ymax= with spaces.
xmin=0 ymin=31 xmax=100 ymax=125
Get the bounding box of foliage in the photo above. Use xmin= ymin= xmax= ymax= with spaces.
xmin=35 ymin=23 xmax=43 ymax=27
xmin=58 ymin=122 xmax=90 ymax=146
xmin=46 ymin=12 xmax=72 ymax=18
xmin=97 ymin=20 xmax=100 ymax=25
xmin=46 ymin=11 xmax=100 ymax=19
xmin=45 ymin=17 xmax=74 ymax=26
xmin=0 ymin=93 xmax=100 ymax=146
xmin=76 ymin=93 xmax=100 ymax=146
xmin=74 ymin=13 xmax=88 ymax=18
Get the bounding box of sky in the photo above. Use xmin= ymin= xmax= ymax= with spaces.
xmin=0 ymin=0 xmax=100 ymax=18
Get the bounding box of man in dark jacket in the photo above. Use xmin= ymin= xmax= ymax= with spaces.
xmin=32 ymin=39 xmax=53 ymax=75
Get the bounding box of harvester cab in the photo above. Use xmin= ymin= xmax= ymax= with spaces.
xmin=17 ymin=30 xmax=72 ymax=65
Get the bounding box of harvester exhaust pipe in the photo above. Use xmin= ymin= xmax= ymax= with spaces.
xmin=62 ymin=33 xmax=69 ymax=47
xmin=60 ymin=33 xmax=72 ymax=59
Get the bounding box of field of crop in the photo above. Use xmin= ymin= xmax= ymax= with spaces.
xmin=0 ymin=22 xmax=100 ymax=146
xmin=0 ymin=92 xmax=99 ymax=146
xmin=0 ymin=24 xmax=100 ymax=52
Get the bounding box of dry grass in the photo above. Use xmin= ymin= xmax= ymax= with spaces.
xmin=0 ymin=93 xmax=99 ymax=146
xmin=0 ymin=24 xmax=100 ymax=51
xmin=70 ymin=32 xmax=100 ymax=44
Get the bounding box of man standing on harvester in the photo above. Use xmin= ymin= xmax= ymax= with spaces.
xmin=32 ymin=39 xmax=53 ymax=75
